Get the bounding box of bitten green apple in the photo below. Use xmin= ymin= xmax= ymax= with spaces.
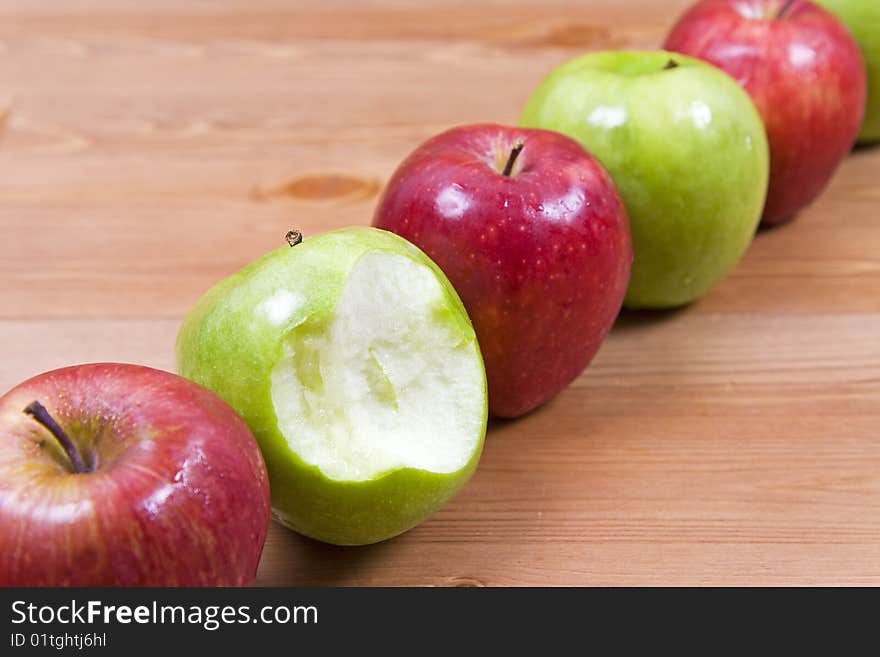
xmin=176 ymin=227 xmax=487 ymax=546
xmin=521 ymin=50 xmax=769 ymax=309
xmin=816 ymin=0 xmax=880 ymax=143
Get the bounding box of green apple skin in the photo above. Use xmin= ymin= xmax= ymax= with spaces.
xmin=176 ymin=227 xmax=487 ymax=546
xmin=816 ymin=0 xmax=880 ymax=143
xmin=520 ymin=50 xmax=769 ymax=309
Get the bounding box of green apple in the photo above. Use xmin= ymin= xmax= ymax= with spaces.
xmin=816 ymin=0 xmax=880 ymax=143
xmin=176 ymin=227 xmax=487 ymax=545
xmin=520 ymin=50 xmax=769 ymax=309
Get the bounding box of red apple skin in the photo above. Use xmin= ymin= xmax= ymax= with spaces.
xmin=664 ymin=0 xmax=866 ymax=225
xmin=0 ymin=363 xmax=270 ymax=586
xmin=373 ymin=124 xmax=632 ymax=418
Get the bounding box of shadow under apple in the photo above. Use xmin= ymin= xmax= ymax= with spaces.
xmin=851 ymin=140 xmax=880 ymax=154
xmin=611 ymin=305 xmax=692 ymax=334
xmin=255 ymin=523 xmax=396 ymax=586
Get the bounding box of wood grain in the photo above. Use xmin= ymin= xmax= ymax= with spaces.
xmin=1 ymin=0 xmax=878 ymax=585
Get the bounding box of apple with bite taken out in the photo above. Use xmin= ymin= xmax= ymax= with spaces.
xmin=664 ymin=0 xmax=867 ymax=224
xmin=0 ymin=363 xmax=270 ymax=586
xmin=176 ymin=227 xmax=487 ymax=546
xmin=373 ymin=124 xmax=632 ymax=418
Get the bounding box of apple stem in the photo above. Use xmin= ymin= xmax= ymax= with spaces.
xmin=502 ymin=142 xmax=524 ymax=177
xmin=776 ymin=0 xmax=796 ymax=19
xmin=285 ymin=229 xmax=303 ymax=247
xmin=663 ymin=59 xmax=679 ymax=70
xmin=23 ymin=401 xmax=90 ymax=474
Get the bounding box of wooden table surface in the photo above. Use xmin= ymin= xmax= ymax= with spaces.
xmin=2 ymin=0 xmax=879 ymax=586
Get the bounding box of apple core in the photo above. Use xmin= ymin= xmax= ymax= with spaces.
xmin=270 ymin=251 xmax=484 ymax=482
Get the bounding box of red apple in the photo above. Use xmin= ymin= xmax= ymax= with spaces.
xmin=373 ymin=124 xmax=632 ymax=418
xmin=664 ymin=0 xmax=866 ymax=225
xmin=0 ymin=363 xmax=270 ymax=586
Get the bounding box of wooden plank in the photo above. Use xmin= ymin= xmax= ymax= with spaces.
xmin=1 ymin=0 xmax=878 ymax=585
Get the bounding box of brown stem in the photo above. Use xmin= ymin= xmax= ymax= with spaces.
xmin=285 ymin=229 xmax=303 ymax=247
xmin=502 ymin=142 xmax=524 ymax=177
xmin=663 ymin=58 xmax=679 ymax=70
xmin=777 ymin=0 xmax=796 ymax=19
xmin=24 ymin=401 xmax=90 ymax=474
